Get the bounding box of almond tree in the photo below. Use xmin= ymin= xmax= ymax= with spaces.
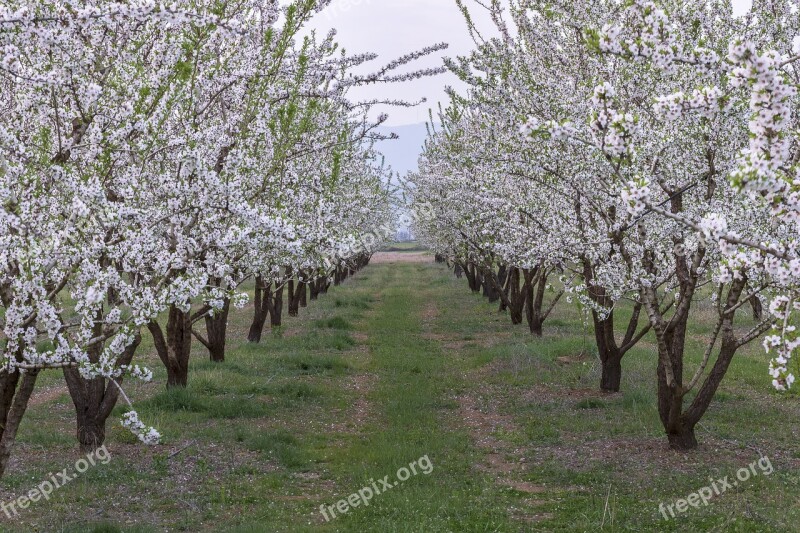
xmin=518 ymin=0 xmax=779 ymax=447
xmin=0 ymin=0 xmax=199 ymax=468
xmin=594 ymin=0 xmax=800 ymax=394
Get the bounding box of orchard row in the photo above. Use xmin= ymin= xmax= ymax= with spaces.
xmin=0 ymin=1 xmax=439 ymax=476
xmin=411 ymin=0 xmax=800 ymax=450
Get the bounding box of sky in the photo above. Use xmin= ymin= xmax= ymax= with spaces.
xmin=309 ymin=0 xmax=755 ymax=127
xmin=308 ymin=0 xmax=498 ymax=126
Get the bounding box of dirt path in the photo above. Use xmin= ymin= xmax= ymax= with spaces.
xmin=370 ymin=251 xmax=432 ymax=264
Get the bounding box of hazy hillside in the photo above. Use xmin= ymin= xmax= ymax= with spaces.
xmin=375 ymin=123 xmax=431 ymax=177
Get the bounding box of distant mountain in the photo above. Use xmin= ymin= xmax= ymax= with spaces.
xmin=374 ymin=123 xmax=431 ymax=178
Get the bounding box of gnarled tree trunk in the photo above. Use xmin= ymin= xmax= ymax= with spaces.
xmin=64 ymin=333 xmax=142 ymax=451
xmin=318 ymin=276 xmax=331 ymax=296
xmin=582 ymin=258 xmax=651 ymax=393
xmin=463 ymin=262 xmax=481 ymax=293
xmin=269 ymin=282 xmax=284 ymax=327
xmin=148 ymin=305 xmax=192 ymax=388
xmin=0 ymin=368 xmax=40 ymax=477
xmin=201 ymin=299 xmax=230 ymax=362
xmin=299 ymin=276 xmax=308 ymax=308
xmin=637 ymin=190 xmax=769 ymax=450
xmin=651 ymin=276 xmax=752 ymax=450
xmin=506 ymin=267 xmax=526 ymax=325
xmin=288 ymin=270 xmax=306 ymax=317
xmin=248 ymin=276 xmax=270 ymax=343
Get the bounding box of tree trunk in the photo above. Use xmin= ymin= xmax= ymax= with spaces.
xmin=319 ymin=276 xmax=331 ymax=295
xmin=656 ymin=312 xmax=689 ymax=435
xmin=464 ymin=263 xmax=481 ymax=293
xmin=148 ymin=305 xmax=192 ymax=388
xmin=248 ymin=277 xmax=270 ymax=343
xmin=0 ymin=369 xmax=39 ymax=477
xmin=498 ymin=266 xmax=510 ymax=312
xmin=287 ymin=280 xmax=298 ymax=317
xmin=750 ymin=295 xmax=763 ymax=321
xmin=675 ymin=280 xmax=748 ymax=450
xmin=525 ymin=268 xmax=548 ymax=336
xmin=494 ymin=265 xmax=507 ymax=307
xmin=593 ymin=310 xmax=624 ymax=393
xmin=64 ymin=333 xmax=142 ymax=451
xmin=299 ymin=278 xmax=308 ymax=308
xmin=507 ymin=268 xmax=525 ymax=325
xmin=642 ymin=217 xmax=749 ymax=450
xmin=667 ymin=423 xmax=698 ymax=450
xmin=600 ymin=354 xmax=622 ymax=392
xmin=76 ymin=414 xmax=106 ymax=452
xmin=528 ymin=313 xmax=544 ymax=336
xmin=582 ymin=258 xmax=635 ymax=393
xmin=483 ymin=266 xmax=500 ymax=303
xmin=269 ymin=283 xmax=284 ymax=327
xmin=636 ymin=194 xmax=755 ymax=450
xmin=204 ymin=299 xmax=230 ymax=362
xmin=288 ymin=272 xmax=305 ymax=317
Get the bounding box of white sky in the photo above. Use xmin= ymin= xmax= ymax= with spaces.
xmin=309 ymin=0 xmax=754 ymax=126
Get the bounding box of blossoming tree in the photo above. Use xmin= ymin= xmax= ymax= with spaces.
xmin=411 ymin=0 xmax=786 ymax=449
xmin=0 ymin=0 xmax=414 ymax=473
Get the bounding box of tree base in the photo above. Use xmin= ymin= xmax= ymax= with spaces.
xmin=667 ymin=427 xmax=698 ymax=450
xmin=599 ymin=358 xmax=622 ymax=393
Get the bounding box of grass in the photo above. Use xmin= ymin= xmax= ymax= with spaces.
xmin=379 ymin=242 xmax=429 ymax=252
xmin=0 ymin=260 xmax=797 ymax=531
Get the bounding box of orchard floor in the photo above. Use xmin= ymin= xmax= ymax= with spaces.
xmin=1 ymin=253 xmax=799 ymax=532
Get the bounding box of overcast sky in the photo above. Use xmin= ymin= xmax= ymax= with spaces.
xmin=309 ymin=0 xmax=754 ymax=126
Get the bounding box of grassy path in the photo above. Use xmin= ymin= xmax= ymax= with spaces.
xmin=3 ymin=258 xmax=798 ymax=532
xmin=319 ymin=262 xmax=515 ymax=532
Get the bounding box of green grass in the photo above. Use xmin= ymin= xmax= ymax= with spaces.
xmin=314 ymin=316 xmax=354 ymax=330
xmin=379 ymin=242 xmax=429 ymax=252
xmin=0 ymin=261 xmax=797 ymax=531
